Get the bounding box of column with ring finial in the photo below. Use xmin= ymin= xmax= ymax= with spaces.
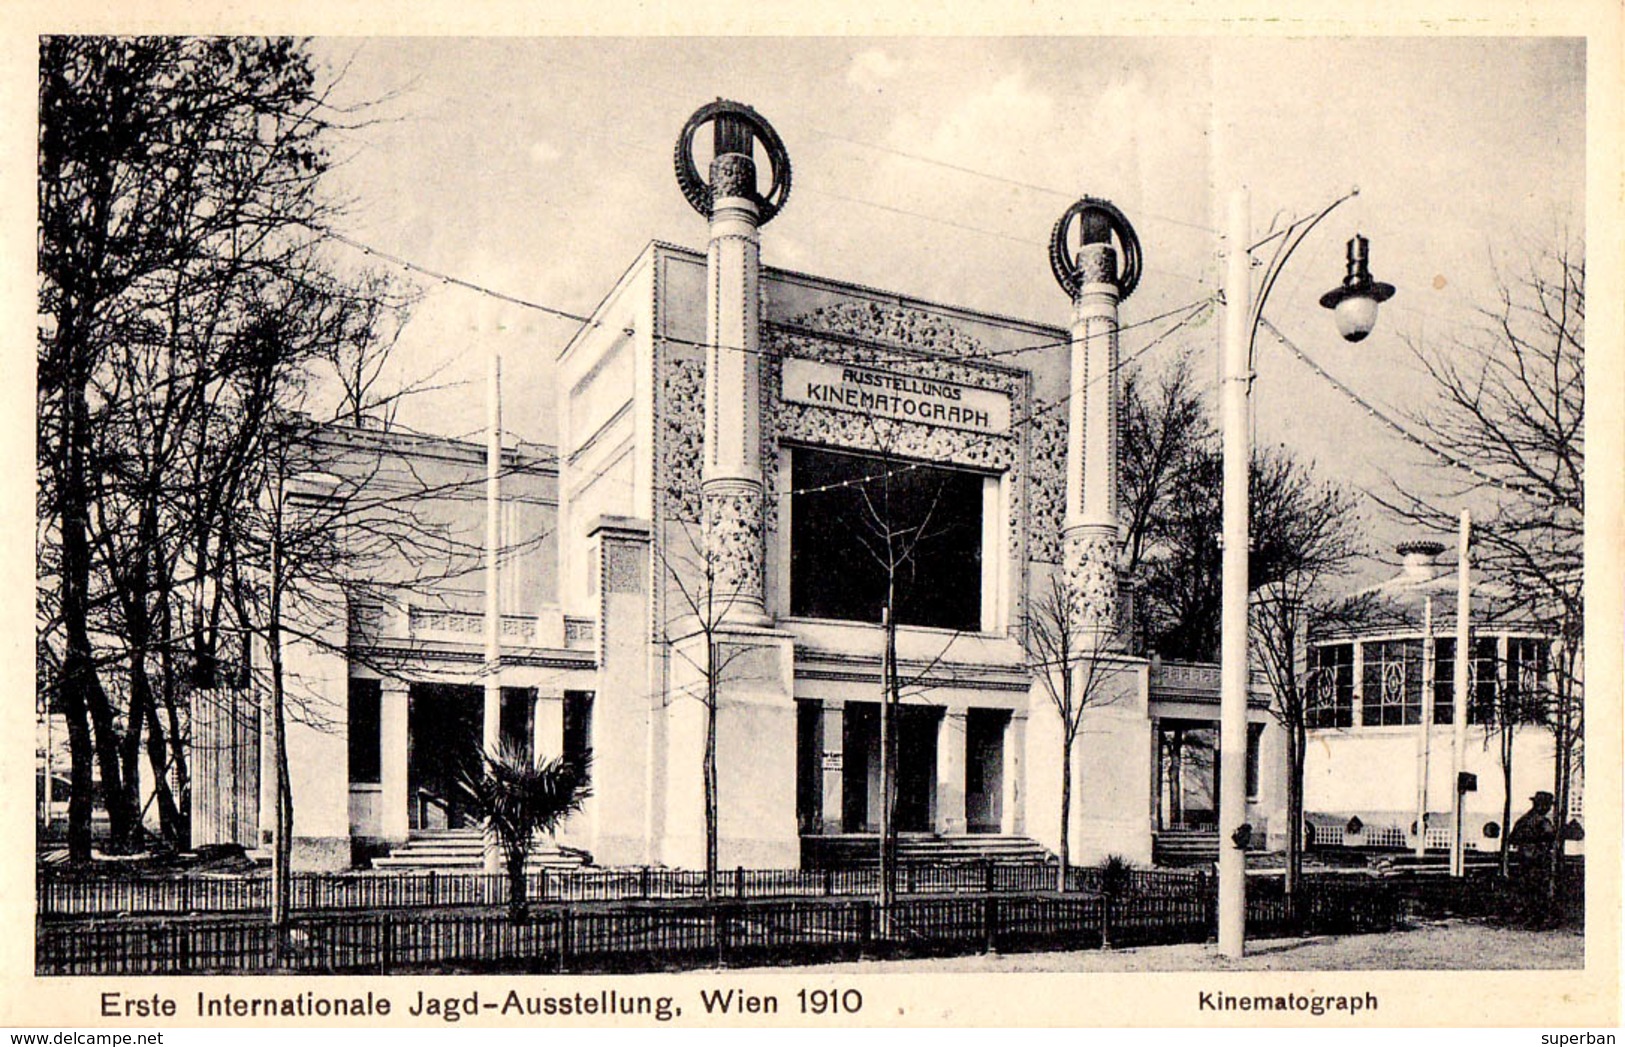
xmin=675 ymin=100 xmax=792 ymax=625
xmin=1050 ymin=197 xmax=1142 ymax=649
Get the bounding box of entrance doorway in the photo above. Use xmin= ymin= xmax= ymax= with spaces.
xmin=1156 ymin=720 xmax=1218 ymax=831
xmin=839 ymin=702 xmax=941 ymax=833
xmin=965 ymin=709 xmax=1009 ymax=833
xmin=407 ymin=683 xmax=536 ymax=831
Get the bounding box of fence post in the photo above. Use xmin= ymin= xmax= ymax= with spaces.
xmin=824 ymin=868 xmax=834 ymax=897
xmin=1198 ymin=870 xmax=1214 ymax=938
xmin=735 ymin=866 xmax=744 ymax=899
xmin=984 ymin=860 xmax=995 ymax=894
xmin=858 ymin=901 xmax=873 ymax=956
xmin=983 ymin=897 xmax=998 ymax=954
xmin=906 ymin=864 xmax=917 ymax=894
xmin=558 ymin=908 xmax=571 ymax=974
xmin=713 ymin=904 xmax=728 ymax=968
xmin=640 ymin=866 xmax=651 ymax=899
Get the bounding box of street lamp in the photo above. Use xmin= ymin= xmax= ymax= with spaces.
xmin=1216 ymin=188 xmax=1395 ymax=959
xmin=1319 ymin=234 xmax=1396 ymax=342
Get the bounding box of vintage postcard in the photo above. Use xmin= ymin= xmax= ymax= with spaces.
xmin=3 ymin=1 xmax=1620 ymax=1033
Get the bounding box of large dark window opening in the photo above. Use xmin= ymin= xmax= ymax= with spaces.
xmin=347 ymin=678 xmax=382 ymax=785
xmin=790 ymin=446 xmax=985 ymax=631
xmin=563 ymin=691 xmax=594 ymax=778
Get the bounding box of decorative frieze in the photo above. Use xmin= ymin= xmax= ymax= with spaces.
xmin=658 ymin=353 xmax=706 ymax=521
xmin=709 ymin=153 xmax=756 ymax=200
xmin=1027 ymin=403 xmax=1067 ymax=564
xmin=407 ymin=607 xmax=536 ymax=644
xmin=1064 ymin=525 xmax=1122 ymax=645
xmin=563 ymin=617 xmax=596 ymax=648
xmin=702 ymin=479 xmax=767 ymax=617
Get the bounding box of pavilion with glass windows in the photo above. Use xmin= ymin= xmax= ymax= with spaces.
xmin=1300 ymin=542 xmax=1576 ymax=853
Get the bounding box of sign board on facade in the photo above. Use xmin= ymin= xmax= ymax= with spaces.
xmin=782 ymin=358 xmax=1011 ymax=435
xmin=821 ymin=751 xmax=843 ymax=770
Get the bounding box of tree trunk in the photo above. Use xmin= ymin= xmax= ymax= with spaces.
xmin=1058 ymin=733 xmax=1072 ymax=892
xmin=507 ymin=851 xmax=529 ymax=924
xmin=878 ymin=605 xmax=898 ymax=921
xmin=1498 ymin=724 xmax=1514 ymax=878
xmin=704 ymin=640 xmax=719 ymax=900
xmin=1546 ymin=683 xmax=1575 ymax=920
xmin=267 ymin=504 xmax=293 ymax=962
xmin=142 ymin=694 xmax=184 ymax=844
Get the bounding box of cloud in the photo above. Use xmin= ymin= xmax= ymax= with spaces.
xmin=848 ymin=49 xmax=901 ymax=92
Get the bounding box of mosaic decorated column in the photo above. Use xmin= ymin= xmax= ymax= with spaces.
xmin=1050 ymin=198 xmax=1142 ymax=649
xmin=675 ymin=100 xmax=792 ymax=625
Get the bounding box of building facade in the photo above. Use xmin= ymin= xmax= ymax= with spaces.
xmin=190 ymin=101 xmax=1288 ymax=872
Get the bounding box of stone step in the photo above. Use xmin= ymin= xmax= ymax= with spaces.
xmin=802 ymin=834 xmax=1054 ymax=869
xmin=372 ymin=832 xmax=592 ymax=872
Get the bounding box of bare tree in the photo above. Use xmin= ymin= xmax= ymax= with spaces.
xmin=1373 ymin=239 xmax=1583 ymax=899
xmin=1019 ymin=570 xmax=1129 ymax=890
xmin=37 ymin=36 xmax=404 ymax=859
xmin=660 ymin=516 xmax=760 ymax=900
xmin=1120 ymin=351 xmax=1210 ymax=580
xmin=1247 ymin=449 xmax=1372 ymax=899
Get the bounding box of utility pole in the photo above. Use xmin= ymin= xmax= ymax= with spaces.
xmin=1449 ymin=509 xmax=1472 ymax=876
xmin=1415 ymin=593 xmax=1435 ymax=859
xmin=1217 ymin=186 xmax=1253 ymax=959
xmin=483 ymin=326 xmax=503 ymax=873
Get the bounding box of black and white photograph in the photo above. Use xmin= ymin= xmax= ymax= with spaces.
xmin=11 ymin=12 xmax=1620 ymax=1031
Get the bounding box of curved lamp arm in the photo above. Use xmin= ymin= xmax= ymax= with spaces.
xmin=1246 ymin=187 xmax=1361 ymax=366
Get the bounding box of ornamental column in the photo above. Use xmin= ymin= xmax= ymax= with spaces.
xmin=675 ymin=100 xmax=793 ymax=625
xmin=1050 ymin=198 xmax=1142 ymax=649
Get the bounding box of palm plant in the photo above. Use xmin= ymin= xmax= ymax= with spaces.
xmin=458 ymin=743 xmax=592 ymax=923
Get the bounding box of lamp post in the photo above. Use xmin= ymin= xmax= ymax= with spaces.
xmin=1216 ymin=186 xmax=1395 ymax=958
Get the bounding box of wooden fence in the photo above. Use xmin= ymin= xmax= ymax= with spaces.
xmin=38 ymin=874 xmax=1416 ymax=976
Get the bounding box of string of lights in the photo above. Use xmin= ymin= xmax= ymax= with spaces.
xmin=1258 ymin=318 xmax=1569 ymax=507
xmin=361 ymin=297 xmax=1213 ymax=505
xmin=776 ymin=299 xmax=1213 ymax=499
xmin=316 ymin=217 xmax=1559 ymax=518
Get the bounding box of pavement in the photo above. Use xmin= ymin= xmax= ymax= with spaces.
xmin=729 ymin=918 xmax=1585 ymax=973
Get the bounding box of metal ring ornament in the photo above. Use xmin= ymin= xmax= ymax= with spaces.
xmin=674 ymin=100 xmax=793 ymax=225
xmin=1049 ymin=196 xmax=1143 ymax=300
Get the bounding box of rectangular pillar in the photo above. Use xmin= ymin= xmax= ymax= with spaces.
xmin=936 ymin=710 xmax=968 ymax=834
xmin=820 ymin=702 xmax=844 ymax=834
xmin=379 ymin=680 xmax=410 ymax=843
xmin=1003 ymin=714 xmax=1026 ymax=834
xmin=534 ymin=692 xmax=564 ymax=761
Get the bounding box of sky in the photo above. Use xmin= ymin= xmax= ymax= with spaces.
xmin=304 ymin=35 xmax=1586 ymax=580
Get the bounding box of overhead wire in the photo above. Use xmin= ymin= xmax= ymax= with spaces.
xmin=1258 ymin=318 xmax=1569 ymax=507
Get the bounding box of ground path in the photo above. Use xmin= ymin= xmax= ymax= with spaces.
xmin=730 ymin=919 xmax=1584 ymax=972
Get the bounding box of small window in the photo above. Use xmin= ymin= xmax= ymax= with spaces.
xmin=1306 ymin=643 xmax=1354 ymax=728
xmin=347 ymin=678 xmax=382 ymax=785
xmin=1505 ymin=639 xmax=1550 ymax=724
xmin=1474 ymin=638 xmax=1551 ymax=726
xmin=1433 ymin=637 xmax=1456 ymax=724
xmin=1361 ymin=639 xmax=1423 ymax=726
xmin=1469 ymin=637 xmax=1500 ymax=725
xmin=500 ymin=687 xmax=535 ymax=759
xmin=1245 ymin=723 xmax=1264 ymax=801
